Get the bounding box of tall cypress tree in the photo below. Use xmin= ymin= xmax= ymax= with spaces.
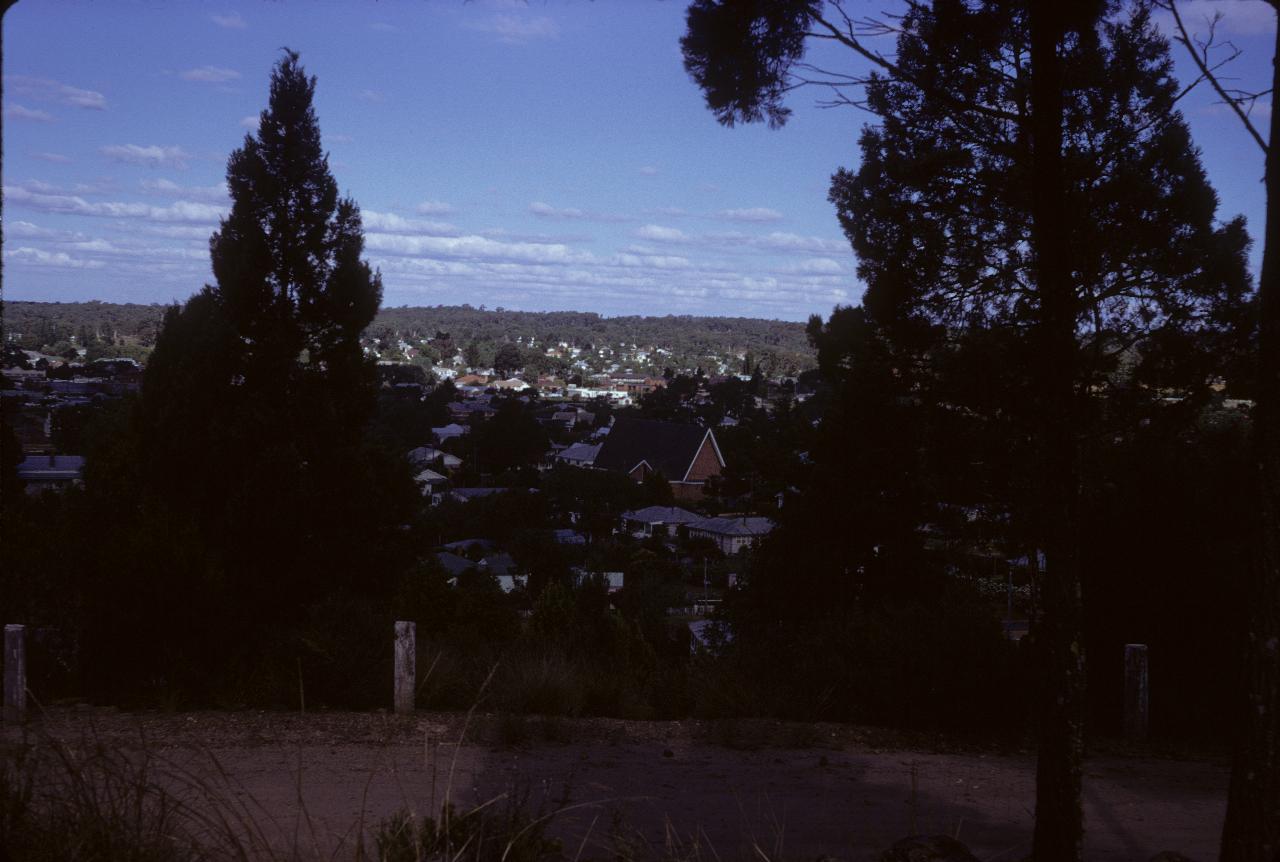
xmin=124 ymin=51 xmax=406 ymax=699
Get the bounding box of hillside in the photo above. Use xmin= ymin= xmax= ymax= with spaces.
xmin=2 ymin=301 xmax=817 ymax=375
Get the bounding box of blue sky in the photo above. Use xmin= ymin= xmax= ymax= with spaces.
xmin=2 ymin=0 xmax=1274 ymax=322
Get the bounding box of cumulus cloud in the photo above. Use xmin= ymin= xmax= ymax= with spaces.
xmin=635 ymin=224 xmax=689 ymax=243
xmin=5 ymin=75 xmax=106 ymax=110
xmin=5 ymin=104 xmax=54 ymax=122
xmin=365 ymin=232 xmax=589 ymax=266
xmin=210 ymin=11 xmax=247 ymax=28
xmin=639 ymin=166 xmax=659 ymax=176
xmin=717 ymin=207 xmax=784 ymax=223
xmin=464 ymin=14 xmax=559 ymax=43
xmin=530 ymin=201 xmax=629 ymax=222
xmin=416 ymin=199 xmax=454 ymax=215
xmin=371 ymin=21 xmax=397 ymax=32
xmin=5 ymin=185 xmax=226 ymax=223
xmin=101 ymin=144 xmax=191 ymax=169
xmin=359 ymin=89 xmax=387 ymax=103
xmin=790 ymin=257 xmax=845 ymax=274
xmin=181 ymin=66 xmax=240 ymax=83
xmin=140 ymin=178 xmax=229 ymax=202
xmin=4 ymin=247 xmax=104 ymax=269
xmin=361 ymin=210 xmax=458 ymax=236
xmin=239 ymin=115 xmax=260 ymax=130
xmin=33 ymin=152 xmax=72 ymax=164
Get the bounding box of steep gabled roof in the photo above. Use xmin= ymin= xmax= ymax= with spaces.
xmin=593 ymin=417 xmax=717 ymax=481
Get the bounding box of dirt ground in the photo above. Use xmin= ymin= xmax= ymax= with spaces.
xmin=2 ymin=708 xmax=1228 ymax=861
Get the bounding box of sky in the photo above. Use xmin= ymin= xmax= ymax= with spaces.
xmin=2 ymin=0 xmax=1276 ymax=323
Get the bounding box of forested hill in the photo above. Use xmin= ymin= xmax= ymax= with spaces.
xmin=2 ymin=301 xmax=817 ymax=374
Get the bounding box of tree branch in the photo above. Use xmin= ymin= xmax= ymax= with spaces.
xmin=1162 ymin=0 xmax=1269 ymax=153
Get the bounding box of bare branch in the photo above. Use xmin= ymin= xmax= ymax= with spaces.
xmin=1161 ymin=0 xmax=1268 ymax=153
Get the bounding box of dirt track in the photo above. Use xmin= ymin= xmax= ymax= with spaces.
xmin=2 ymin=709 xmax=1228 ymax=861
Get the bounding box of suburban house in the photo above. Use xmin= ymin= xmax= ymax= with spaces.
xmin=432 ymin=423 xmax=469 ymax=443
xmin=555 ymin=441 xmax=601 ymax=468
xmin=686 ymin=515 xmax=774 ymax=554
xmin=408 ymin=446 xmax=463 ymax=470
xmin=620 ymin=505 xmax=703 ymax=538
xmin=435 ymin=549 xmax=526 ymax=593
xmin=16 ymin=454 xmax=85 ymax=493
xmin=592 ymin=417 xmax=724 ymax=500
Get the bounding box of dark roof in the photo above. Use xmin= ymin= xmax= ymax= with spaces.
xmin=593 ymin=418 xmax=712 ymax=481
xmin=621 ymin=506 xmax=702 ymax=526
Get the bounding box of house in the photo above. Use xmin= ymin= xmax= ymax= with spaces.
xmin=435 ymin=549 xmax=527 ymax=593
xmin=408 ymin=446 xmax=463 ymax=470
xmin=555 ymin=441 xmax=601 ymax=468
xmin=593 ymin=417 xmax=724 ymax=499
xmin=620 ymin=505 xmax=703 ymax=538
xmin=686 ymin=515 xmax=774 ymax=554
xmin=413 ymin=468 xmax=449 ymax=501
xmin=432 ymin=423 xmax=469 ymax=443
xmin=16 ymin=454 xmax=85 ymax=493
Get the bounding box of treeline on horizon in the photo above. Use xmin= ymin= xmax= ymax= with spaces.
xmin=2 ymin=300 xmax=817 ymax=375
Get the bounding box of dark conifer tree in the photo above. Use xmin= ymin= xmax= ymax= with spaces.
xmin=117 ymin=51 xmax=412 ymax=700
xmin=683 ymin=2 xmax=1251 ymax=856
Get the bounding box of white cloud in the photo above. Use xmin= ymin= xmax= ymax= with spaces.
xmin=362 ymin=210 xmax=458 ymax=235
xmin=791 ymin=257 xmax=845 ymax=274
xmin=366 ymin=232 xmax=589 ymax=265
xmin=636 ymin=224 xmax=689 ymax=243
xmin=140 ymin=178 xmax=229 ymax=202
xmin=416 ymin=199 xmax=454 ymax=215
xmin=530 ymin=201 xmax=629 ymax=222
xmin=464 ymin=14 xmax=559 ymax=43
xmin=329 ymin=133 xmax=354 ymax=144
xmin=717 ymin=207 xmax=784 ymax=223
xmin=753 ymin=231 xmax=846 ymax=254
xmin=612 ymin=253 xmax=691 ymax=270
xmin=239 ymin=115 xmax=259 ymax=130
xmin=33 ymin=152 xmax=72 ymax=164
xmin=5 ymin=185 xmax=226 ymax=223
xmin=181 ymin=66 xmax=240 ymax=83
xmin=5 ymin=104 xmax=54 ymax=122
xmin=5 ymin=75 xmax=106 ymax=110
xmin=100 ymin=144 xmax=191 ymax=169
xmin=210 ymin=12 xmax=247 ymax=29
xmin=359 ymin=89 xmax=387 ymax=103
xmin=639 ymin=166 xmax=660 ymax=176
xmin=4 ymin=247 xmax=104 ymax=269
xmin=371 ymin=21 xmax=397 ymax=32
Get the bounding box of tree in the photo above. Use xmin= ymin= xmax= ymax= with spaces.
xmin=493 ymin=342 xmax=524 ymax=379
xmin=683 ymin=2 xmax=1250 ymax=857
xmin=108 ymin=50 xmax=414 ymax=700
xmin=1159 ymin=2 xmax=1280 ymax=856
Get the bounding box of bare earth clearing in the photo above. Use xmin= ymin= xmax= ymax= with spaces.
xmin=3 ymin=709 xmax=1227 ymax=861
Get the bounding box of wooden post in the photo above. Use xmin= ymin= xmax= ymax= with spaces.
xmin=394 ymin=621 xmax=415 ymax=715
xmin=1124 ymin=643 xmax=1148 ymax=740
xmin=4 ymin=625 xmax=26 ymax=724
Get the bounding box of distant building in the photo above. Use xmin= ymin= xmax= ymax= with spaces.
xmin=555 ymin=441 xmax=601 ymax=468
xmin=16 ymin=454 xmax=85 ymax=493
xmin=686 ymin=515 xmax=774 ymax=554
xmin=593 ymin=417 xmax=724 ymax=500
xmin=620 ymin=505 xmax=703 ymax=538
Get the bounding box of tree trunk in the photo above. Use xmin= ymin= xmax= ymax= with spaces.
xmin=1221 ymin=17 xmax=1280 ymax=861
xmin=1029 ymin=7 xmax=1086 ymax=862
